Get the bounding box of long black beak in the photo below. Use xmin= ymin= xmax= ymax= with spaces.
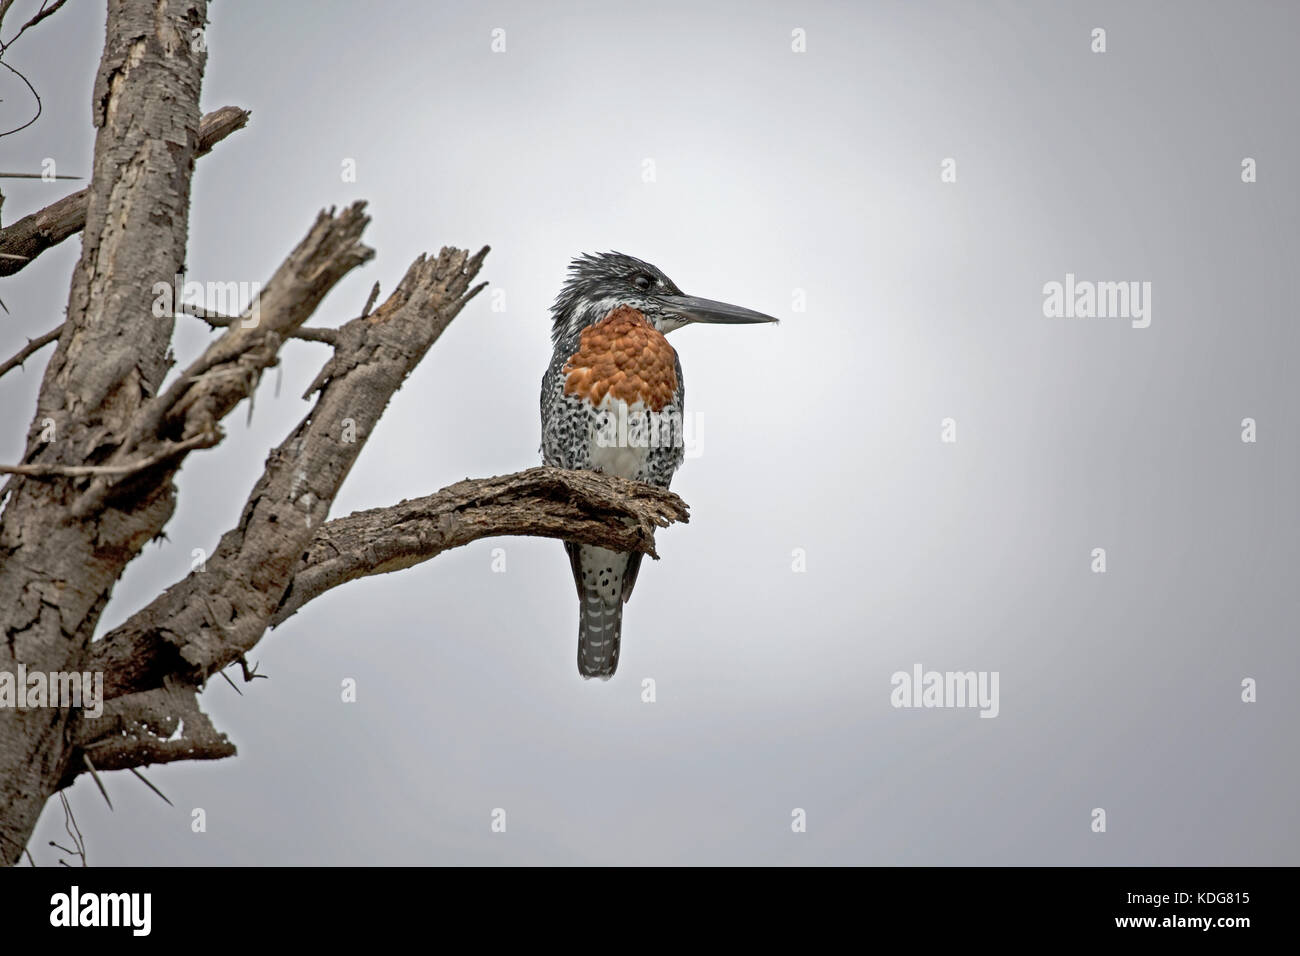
xmin=657 ymin=294 xmax=780 ymax=326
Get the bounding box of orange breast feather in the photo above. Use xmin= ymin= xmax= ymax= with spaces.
xmin=563 ymin=306 xmax=678 ymax=412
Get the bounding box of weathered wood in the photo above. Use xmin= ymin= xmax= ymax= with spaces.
xmin=91 ymin=466 xmax=688 ymax=701
xmin=67 ymin=201 xmax=374 ymax=519
xmin=88 ymin=247 xmax=490 ymax=703
xmin=67 ymin=684 xmax=236 ymax=781
xmin=273 ymin=467 xmax=688 ymax=625
xmin=0 ymin=0 xmax=211 ymax=866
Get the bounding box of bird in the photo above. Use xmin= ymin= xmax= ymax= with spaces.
xmin=540 ymin=252 xmax=779 ymax=679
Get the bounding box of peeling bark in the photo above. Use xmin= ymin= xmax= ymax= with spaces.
xmin=0 ymin=0 xmax=211 ymax=865
xmin=88 ymin=247 xmax=490 ymax=701
xmin=91 ymin=467 xmax=688 ymax=699
xmin=272 ymin=467 xmax=688 ymax=625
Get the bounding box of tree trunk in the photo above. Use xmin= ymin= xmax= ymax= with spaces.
xmin=0 ymin=0 xmax=210 ymax=864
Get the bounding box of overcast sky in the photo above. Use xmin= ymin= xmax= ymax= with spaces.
xmin=2 ymin=0 xmax=1296 ymax=864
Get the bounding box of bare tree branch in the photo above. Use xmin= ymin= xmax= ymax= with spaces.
xmin=0 ymin=287 xmax=337 ymax=392
xmin=0 ymin=428 xmax=216 ymax=477
xmin=180 ymin=301 xmax=339 ymax=343
xmin=0 ymin=0 xmax=70 ymax=49
xmin=91 ymin=245 xmax=490 ymax=701
xmin=0 ymin=323 xmax=58 ymax=378
xmin=68 ymin=201 xmax=374 ymax=519
xmin=69 ymin=683 xmax=236 ymax=781
xmin=61 ymin=463 xmax=690 ymax=788
xmin=0 ymin=106 xmax=248 ymax=276
xmin=272 ymin=467 xmax=689 ymax=626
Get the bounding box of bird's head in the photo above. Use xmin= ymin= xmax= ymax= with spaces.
xmin=550 ymin=251 xmax=779 ymax=347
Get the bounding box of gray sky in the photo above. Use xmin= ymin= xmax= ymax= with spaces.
xmin=2 ymin=0 xmax=1296 ymax=864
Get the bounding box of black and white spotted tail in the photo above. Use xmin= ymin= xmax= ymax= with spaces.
xmin=569 ymin=543 xmax=640 ymax=679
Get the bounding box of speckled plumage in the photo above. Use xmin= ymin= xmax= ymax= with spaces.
xmin=540 ymin=256 xmax=688 ymax=680
xmin=540 ymin=323 xmax=686 ymax=490
xmin=539 ymin=252 xmax=777 ymax=680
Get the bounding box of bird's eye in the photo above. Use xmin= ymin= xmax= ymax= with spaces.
xmin=633 ymin=273 xmax=655 ymax=291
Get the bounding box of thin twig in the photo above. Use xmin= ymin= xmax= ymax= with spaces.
xmin=180 ymin=301 xmax=338 ymax=344
xmin=0 ymin=324 xmax=58 ymax=379
xmin=0 ymin=58 xmax=40 ymax=138
xmin=0 ymin=429 xmax=216 ymax=478
xmin=0 ymin=0 xmax=67 ymax=138
xmin=52 ymin=790 xmax=86 ymax=866
xmin=0 ymin=0 xmax=70 ymax=49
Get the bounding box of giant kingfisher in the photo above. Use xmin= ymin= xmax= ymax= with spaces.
xmin=541 ymin=252 xmax=779 ymax=679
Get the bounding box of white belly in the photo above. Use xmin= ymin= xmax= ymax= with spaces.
xmin=587 ymin=396 xmax=651 ymax=480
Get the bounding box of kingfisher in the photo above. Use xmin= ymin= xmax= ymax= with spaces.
xmin=540 ymin=252 xmax=779 ymax=679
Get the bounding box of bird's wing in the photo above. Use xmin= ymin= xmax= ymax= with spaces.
xmin=621 ymin=551 xmax=643 ymax=602
xmin=563 ymin=541 xmax=584 ymax=599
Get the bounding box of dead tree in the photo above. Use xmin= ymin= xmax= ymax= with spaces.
xmin=0 ymin=0 xmax=687 ymax=865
